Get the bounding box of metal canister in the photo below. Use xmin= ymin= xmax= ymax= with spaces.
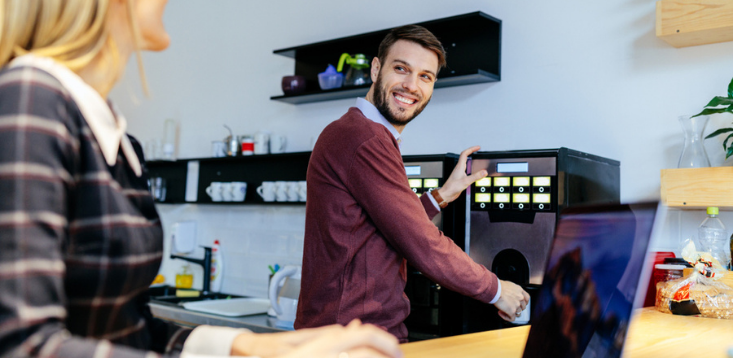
xmin=225 ymin=134 xmax=239 ymax=156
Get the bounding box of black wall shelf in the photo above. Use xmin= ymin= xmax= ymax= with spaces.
xmin=271 ymin=11 xmax=502 ymax=105
xmin=145 ymin=152 xmax=311 ymax=205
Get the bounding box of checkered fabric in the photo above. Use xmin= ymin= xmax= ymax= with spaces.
xmin=0 ymin=65 xmax=190 ymax=358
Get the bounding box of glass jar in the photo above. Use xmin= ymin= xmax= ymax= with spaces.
xmin=677 ymin=114 xmax=710 ymax=168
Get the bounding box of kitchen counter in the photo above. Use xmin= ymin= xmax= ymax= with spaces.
xmin=149 ymin=302 xmax=289 ymax=333
xmin=401 ymin=307 xmax=733 ymax=358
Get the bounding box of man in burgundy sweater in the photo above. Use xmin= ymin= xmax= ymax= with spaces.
xmin=295 ymin=25 xmax=530 ymax=342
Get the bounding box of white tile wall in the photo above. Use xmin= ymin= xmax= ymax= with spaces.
xmin=156 ymin=204 xmax=305 ymax=298
xmin=153 ymin=203 xmax=728 ymax=299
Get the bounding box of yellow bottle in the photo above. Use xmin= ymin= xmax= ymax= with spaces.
xmin=175 ymin=264 xmax=193 ymax=289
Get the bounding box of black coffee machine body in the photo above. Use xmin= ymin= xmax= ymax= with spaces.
xmin=400 ymin=154 xmax=469 ymax=341
xmin=463 ymin=148 xmax=620 ymax=333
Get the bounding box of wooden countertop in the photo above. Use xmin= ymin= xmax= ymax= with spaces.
xmin=401 ymin=308 xmax=733 ymax=358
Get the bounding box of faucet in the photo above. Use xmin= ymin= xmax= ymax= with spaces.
xmin=170 ymin=246 xmax=212 ymax=295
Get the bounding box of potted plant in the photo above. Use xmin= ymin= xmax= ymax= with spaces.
xmin=695 ymin=78 xmax=733 ymax=159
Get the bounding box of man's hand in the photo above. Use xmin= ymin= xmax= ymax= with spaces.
xmin=437 ymin=146 xmax=487 ymax=203
xmin=231 ymin=319 xmax=402 ymax=358
xmin=493 ymin=280 xmax=530 ymax=322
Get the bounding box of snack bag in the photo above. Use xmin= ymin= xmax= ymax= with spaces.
xmin=655 ymin=238 xmax=733 ymax=319
xmin=656 ymin=271 xmax=733 ymax=319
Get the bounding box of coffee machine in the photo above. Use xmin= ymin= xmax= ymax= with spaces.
xmin=400 ymin=154 xmax=468 ymax=341
xmin=462 ymin=148 xmax=620 ymax=333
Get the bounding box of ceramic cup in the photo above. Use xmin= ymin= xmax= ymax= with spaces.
xmin=257 ymin=181 xmax=276 ymax=202
xmin=254 ymin=131 xmax=270 ymax=155
xmin=211 ymin=141 xmax=227 ymax=158
xmin=286 ymin=181 xmax=299 ymax=202
xmin=270 ymin=134 xmax=287 ymax=154
xmin=514 ymin=297 xmax=531 ymax=324
xmin=231 ymin=182 xmax=247 ymax=202
xmin=297 ymin=181 xmax=307 ymax=202
xmin=206 ymin=182 xmax=223 ymax=202
xmin=275 ymin=181 xmax=288 ymax=202
xmin=221 ymin=182 xmax=234 ymax=202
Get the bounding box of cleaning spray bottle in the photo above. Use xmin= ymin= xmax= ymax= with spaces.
xmin=210 ymin=240 xmax=224 ymax=292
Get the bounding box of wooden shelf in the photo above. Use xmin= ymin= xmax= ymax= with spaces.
xmin=660 ymin=167 xmax=733 ymax=209
xmin=271 ymin=11 xmax=501 ymax=104
xmin=656 ymin=0 xmax=733 ymax=48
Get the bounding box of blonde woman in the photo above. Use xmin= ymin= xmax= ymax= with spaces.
xmin=0 ymin=1 xmax=401 ymax=357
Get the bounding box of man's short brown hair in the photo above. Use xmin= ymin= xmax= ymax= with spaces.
xmin=377 ymin=25 xmax=447 ymax=71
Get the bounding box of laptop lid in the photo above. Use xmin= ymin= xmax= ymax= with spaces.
xmin=522 ymin=202 xmax=661 ymax=358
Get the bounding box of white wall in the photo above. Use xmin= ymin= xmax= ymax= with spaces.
xmin=111 ymin=1 xmax=733 ymax=294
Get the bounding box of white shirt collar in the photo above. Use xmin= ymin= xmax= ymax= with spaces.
xmin=355 ymin=97 xmax=402 ymax=145
xmin=9 ymin=54 xmax=142 ymax=177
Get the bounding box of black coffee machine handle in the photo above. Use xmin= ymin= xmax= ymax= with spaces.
xmin=170 ymin=246 xmax=212 ymax=295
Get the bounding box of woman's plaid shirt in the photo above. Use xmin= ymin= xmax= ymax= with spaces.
xmin=0 ymin=66 xmax=190 ymax=357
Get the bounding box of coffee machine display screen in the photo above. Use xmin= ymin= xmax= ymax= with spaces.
xmin=513 ymin=177 xmax=531 ymax=187
xmin=405 ymin=165 xmax=421 ymax=176
xmin=475 ymin=193 xmax=491 ymax=203
xmin=423 ymin=178 xmax=440 ymax=188
xmin=476 ymin=177 xmax=492 ymax=187
xmin=408 ymin=179 xmax=423 ymax=188
xmin=533 ymin=193 xmax=551 ymax=203
xmin=513 ymin=193 xmax=530 ymax=203
xmin=533 ymin=176 xmax=551 ymax=186
xmin=494 ymin=193 xmax=510 ymax=203
xmin=497 ymin=162 xmax=529 ymax=172
xmin=494 ymin=177 xmax=511 ymax=187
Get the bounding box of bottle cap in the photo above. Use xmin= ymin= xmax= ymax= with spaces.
xmin=707 ymin=207 xmax=719 ymax=215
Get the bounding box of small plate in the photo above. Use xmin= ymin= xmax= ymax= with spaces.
xmin=182 ymin=298 xmax=271 ymax=317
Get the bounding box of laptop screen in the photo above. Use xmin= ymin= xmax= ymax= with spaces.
xmin=522 ymin=202 xmax=658 ymax=358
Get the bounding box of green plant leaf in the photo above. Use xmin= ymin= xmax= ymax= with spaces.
xmin=724 ymin=133 xmax=733 ymax=150
xmin=728 ymin=77 xmax=733 ymax=98
xmin=705 ymin=96 xmax=733 ymax=107
xmin=692 ymin=107 xmax=733 ymax=117
xmin=705 ymin=127 xmax=733 ymax=139
xmin=726 ymin=145 xmax=733 ymax=159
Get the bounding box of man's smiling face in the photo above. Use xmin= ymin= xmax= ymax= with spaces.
xmin=371 ymin=40 xmax=439 ymax=128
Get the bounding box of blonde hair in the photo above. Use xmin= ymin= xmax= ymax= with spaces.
xmin=0 ymin=0 xmax=149 ymax=94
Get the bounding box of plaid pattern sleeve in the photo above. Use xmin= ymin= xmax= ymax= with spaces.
xmin=0 ymin=66 xmax=190 ymax=357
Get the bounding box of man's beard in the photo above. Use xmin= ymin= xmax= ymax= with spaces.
xmin=373 ymin=74 xmax=431 ymax=127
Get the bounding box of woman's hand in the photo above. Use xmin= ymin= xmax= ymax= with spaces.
xmin=437 ymin=146 xmax=487 ymax=203
xmin=231 ymin=319 xmax=402 ymax=358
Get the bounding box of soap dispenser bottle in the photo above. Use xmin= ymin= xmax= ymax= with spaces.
xmin=210 ymin=240 xmax=224 ymax=292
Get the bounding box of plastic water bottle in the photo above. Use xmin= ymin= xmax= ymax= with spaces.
xmin=697 ymin=207 xmax=731 ymax=270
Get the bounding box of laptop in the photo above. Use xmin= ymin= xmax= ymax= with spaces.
xmin=522 ymin=202 xmax=662 ymax=358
